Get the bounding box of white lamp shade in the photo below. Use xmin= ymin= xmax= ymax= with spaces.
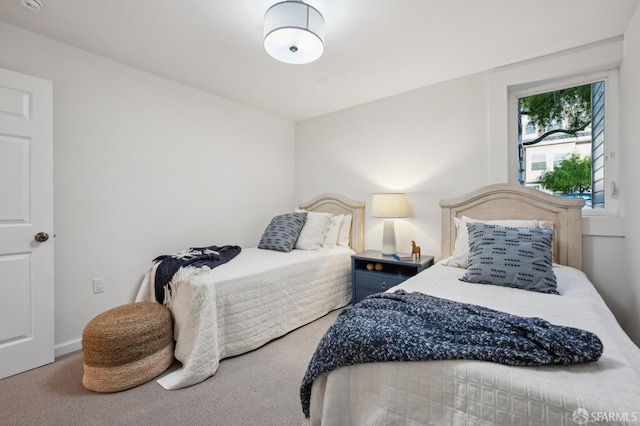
xmin=371 ymin=193 xmax=408 ymax=218
xmin=264 ymin=1 xmax=325 ymax=64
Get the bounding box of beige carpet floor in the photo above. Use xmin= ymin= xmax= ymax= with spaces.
xmin=0 ymin=308 xmax=343 ymax=426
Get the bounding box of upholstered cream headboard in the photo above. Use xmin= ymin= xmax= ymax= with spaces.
xmin=439 ymin=184 xmax=585 ymax=268
xmin=298 ymin=193 xmax=365 ymax=253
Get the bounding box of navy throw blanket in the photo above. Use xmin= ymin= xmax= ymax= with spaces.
xmin=300 ymin=290 xmax=603 ymax=418
xmin=153 ymin=244 xmax=241 ymax=304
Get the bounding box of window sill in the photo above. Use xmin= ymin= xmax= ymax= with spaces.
xmin=582 ymin=215 xmax=624 ymax=237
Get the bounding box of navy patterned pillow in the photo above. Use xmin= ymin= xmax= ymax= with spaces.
xmin=257 ymin=212 xmax=307 ymax=252
xmin=460 ymin=222 xmax=558 ymax=294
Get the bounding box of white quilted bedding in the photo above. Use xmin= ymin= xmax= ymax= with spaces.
xmin=136 ymin=246 xmax=353 ymax=389
xmin=309 ymin=262 xmax=640 ymax=426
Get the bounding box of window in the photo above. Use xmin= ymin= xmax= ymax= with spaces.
xmin=530 ymin=153 xmax=546 ymax=171
xmin=513 ymin=70 xmax=618 ymax=214
xmin=547 ymin=118 xmax=563 ymax=131
xmin=488 ymin=39 xmax=621 ymax=221
xmin=525 ymin=121 xmax=536 ymax=135
xmin=553 ymin=153 xmax=569 ymax=167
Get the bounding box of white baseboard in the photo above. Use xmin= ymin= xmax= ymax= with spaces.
xmin=55 ymin=338 xmax=82 ymax=358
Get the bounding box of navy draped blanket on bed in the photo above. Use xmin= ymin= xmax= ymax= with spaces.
xmin=153 ymin=244 xmax=241 ymax=303
xmin=300 ymin=290 xmax=603 ymax=417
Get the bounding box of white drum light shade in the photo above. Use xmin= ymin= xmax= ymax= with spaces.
xmin=264 ymin=1 xmax=325 ymax=64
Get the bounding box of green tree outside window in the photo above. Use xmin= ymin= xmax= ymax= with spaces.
xmin=537 ymin=152 xmax=591 ymax=194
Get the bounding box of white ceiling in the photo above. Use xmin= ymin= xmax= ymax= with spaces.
xmin=1 ymin=0 xmax=639 ymax=121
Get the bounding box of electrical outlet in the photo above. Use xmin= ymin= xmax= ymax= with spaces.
xmin=93 ymin=278 xmax=104 ymax=294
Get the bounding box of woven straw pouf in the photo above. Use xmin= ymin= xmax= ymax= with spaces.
xmin=82 ymin=302 xmax=174 ymax=392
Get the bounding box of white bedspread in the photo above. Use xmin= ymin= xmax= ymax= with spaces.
xmin=309 ymin=262 xmax=640 ymax=425
xmin=136 ymin=246 xmax=353 ymax=390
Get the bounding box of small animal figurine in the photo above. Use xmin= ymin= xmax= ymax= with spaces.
xmin=411 ymin=240 xmax=421 ymax=260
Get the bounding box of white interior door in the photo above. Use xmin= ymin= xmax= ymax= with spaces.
xmin=0 ymin=67 xmax=54 ymax=379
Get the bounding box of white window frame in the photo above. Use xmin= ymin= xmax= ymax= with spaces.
xmin=488 ymin=38 xmax=623 ymax=226
xmin=509 ymin=69 xmax=620 ymax=217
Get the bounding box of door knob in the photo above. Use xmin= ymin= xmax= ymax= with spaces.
xmin=35 ymin=232 xmax=49 ymax=242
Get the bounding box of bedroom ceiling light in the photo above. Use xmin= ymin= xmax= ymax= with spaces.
xmin=263 ymin=1 xmax=325 ymax=64
xmin=18 ymin=0 xmax=43 ymax=12
xmin=371 ymin=193 xmax=409 ymax=255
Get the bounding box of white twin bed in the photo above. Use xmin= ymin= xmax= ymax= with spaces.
xmin=306 ymin=184 xmax=640 ymax=426
xmin=135 ymin=193 xmax=365 ymax=389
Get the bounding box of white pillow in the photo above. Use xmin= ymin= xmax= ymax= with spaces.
xmin=337 ymin=214 xmax=352 ymax=247
xmin=442 ymin=215 xmax=553 ymax=269
xmin=294 ymin=211 xmax=332 ymax=250
xmin=322 ymin=214 xmax=344 ymax=248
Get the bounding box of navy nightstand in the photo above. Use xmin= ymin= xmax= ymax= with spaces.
xmin=351 ymin=250 xmax=434 ymax=304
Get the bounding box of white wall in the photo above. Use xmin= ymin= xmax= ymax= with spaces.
xmin=621 ymin=6 xmax=640 ymax=344
xmin=296 ymin=73 xmax=489 ymax=261
xmin=296 ymin=44 xmax=639 ymax=346
xmin=0 ymin=22 xmax=296 ymax=355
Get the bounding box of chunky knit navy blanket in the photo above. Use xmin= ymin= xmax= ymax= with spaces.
xmin=300 ymin=290 xmax=603 ymax=417
xmin=153 ymin=244 xmax=241 ymax=303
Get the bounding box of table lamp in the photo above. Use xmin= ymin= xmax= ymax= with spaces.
xmin=371 ymin=193 xmax=408 ymax=255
